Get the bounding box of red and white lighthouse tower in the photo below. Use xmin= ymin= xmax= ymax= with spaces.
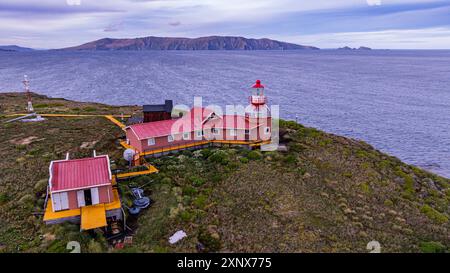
xmin=245 ymin=80 xmax=270 ymax=118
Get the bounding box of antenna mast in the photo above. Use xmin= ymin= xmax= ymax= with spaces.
xmin=23 ymin=75 xmax=34 ymax=112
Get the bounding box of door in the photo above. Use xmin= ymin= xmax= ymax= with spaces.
xmin=84 ymin=189 xmax=92 ymax=206
xmin=52 ymin=192 xmax=69 ymax=211
xmin=91 ymin=187 xmax=100 ymax=205
xmin=52 ymin=193 xmax=61 ymax=211
xmin=60 ymin=192 xmax=69 ymax=210
xmin=77 ymin=190 xmax=85 ymax=207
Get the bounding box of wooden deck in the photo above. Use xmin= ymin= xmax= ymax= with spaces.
xmin=81 ymin=204 xmax=107 ymax=230
xmin=43 ymin=189 xmax=122 ymax=229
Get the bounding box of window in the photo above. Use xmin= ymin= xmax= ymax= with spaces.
xmin=168 ymin=135 xmax=174 ymax=142
xmin=183 ymin=132 xmax=190 ymax=140
xmin=196 ymin=130 xmax=203 ymax=138
xmin=147 ymin=138 xmax=155 ymax=146
xmin=229 ymin=129 xmax=236 ymax=136
xmin=265 ymin=127 xmax=271 ymax=134
xmin=212 ymin=128 xmax=220 ymax=135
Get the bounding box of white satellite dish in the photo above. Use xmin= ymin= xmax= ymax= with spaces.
xmin=123 ymin=149 xmax=136 ymax=162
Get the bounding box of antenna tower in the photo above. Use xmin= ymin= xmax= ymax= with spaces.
xmin=23 ymin=75 xmax=34 ymax=112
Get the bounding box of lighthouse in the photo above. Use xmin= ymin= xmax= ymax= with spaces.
xmin=245 ymin=80 xmax=270 ymax=118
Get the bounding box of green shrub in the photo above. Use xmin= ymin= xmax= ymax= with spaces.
xmin=161 ymin=177 xmax=172 ymax=184
xmin=247 ymin=151 xmax=262 ymax=160
xmin=210 ymin=173 xmax=223 ymax=183
xmin=87 ymin=240 xmax=104 ymax=253
xmin=239 ymin=157 xmax=249 ymax=164
xmin=227 ymin=161 xmax=240 ymax=170
xmin=15 ymin=144 xmax=27 ymax=151
xmin=182 ymin=185 xmax=198 ymax=196
xmin=180 ymin=150 xmax=193 ymax=157
xmin=208 ymin=150 xmax=229 ymax=164
xmin=0 ymin=193 xmax=9 ymax=205
xmin=279 ymin=119 xmax=304 ymax=130
xmin=190 ymin=176 xmax=205 ymax=187
xmin=34 ymin=103 xmax=49 ymax=108
xmin=283 ymin=154 xmax=297 ymax=164
xmin=394 ymin=168 xmax=416 ymax=200
xmin=343 ymin=172 xmax=353 ymax=178
xmin=419 ymin=241 xmax=447 ymax=253
xmin=198 ymin=228 xmax=221 ymax=252
xmin=200 ymin=148 xmax=213 ymax=158
xmin=83 ymin=106 xmax=97 ymax=112
xmin=34 ymin=179 xmax=48 ymax=193
xmin=193 ymin=194 xmax=208 ymax=209
xmin=289 ymin=143 xmax=304 ymax=153
xmin=296 ymin=168 xmax=306 ymax=175
xmin=384 ymin=199 xmax=394 ymax=207
xmin=47 ymin=240 xmax=68 ymax=253
xmin=179 ymin=210 xmax=194 ymax=222
xmin=360 ymin=182 xmax=371 ymax=194
xmin=19 ymin=194 xmax=34 ymax=205
xmin=420 ymin=205 xmax=449 ymax=224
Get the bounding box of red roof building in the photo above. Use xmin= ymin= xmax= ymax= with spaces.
xmin=125 ymin=80 xmax=272 ymax=155
xmin=48 ymin=155 xmax=114 ymax=212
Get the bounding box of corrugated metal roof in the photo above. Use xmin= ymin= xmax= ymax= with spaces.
xmin=128 ymin=107 xmax=211 ymax=140
xmin=50 ymin=155 xmax=111 ymax=192
xmin=128 ymin=118 xmax=180 ymax=140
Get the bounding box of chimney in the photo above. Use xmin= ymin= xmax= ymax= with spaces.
xmin=165 ymin=100 xmax=173 ymax=112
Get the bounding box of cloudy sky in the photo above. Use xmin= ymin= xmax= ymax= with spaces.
xmin=1 ymin=0 xmax=450 ymax=49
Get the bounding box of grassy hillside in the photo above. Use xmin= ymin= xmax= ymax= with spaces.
xmin=0 ymin=93 xmax=448 ymax=253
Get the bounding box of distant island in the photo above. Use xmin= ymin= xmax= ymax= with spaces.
xmin=60 ymin=36 xmax=319 ymax=51
xmin=338 ymin=46 xmax=372 ymax=50
xmin=0 ymin=45 xmax=34 ymax=52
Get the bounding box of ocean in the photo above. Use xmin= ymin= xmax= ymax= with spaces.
xmin=0 ymin=50 xmax=449 ymax=177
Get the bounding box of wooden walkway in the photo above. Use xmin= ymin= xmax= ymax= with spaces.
xmin=120 ymin=139 xmax=272 ymax=157
xmin=116 ymin=164 xmax=159 ymax=179
xmin=5 ymin=113 xmax=129 ymax=131
xmin=104 ymin=115 xmax=127 ymax=130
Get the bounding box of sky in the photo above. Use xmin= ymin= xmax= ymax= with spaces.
xmin=1 ymin=0 xmax=450 ymax=49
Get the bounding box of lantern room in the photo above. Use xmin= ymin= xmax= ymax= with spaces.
xmin=245 ymin=80 xmax=270 ymax=118
xmin=249 ymin=80 xmax=266 ymax=105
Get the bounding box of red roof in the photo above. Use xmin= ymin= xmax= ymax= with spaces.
xmin=128 ymin=118 xmax=180 ymax=140
xmin=127 ymin=107 xmax=215 ymax=140
xmin=252 ymin=80 xmax=264 ymax=89
xmin=50 ymin=155 xmax=111 ymax=192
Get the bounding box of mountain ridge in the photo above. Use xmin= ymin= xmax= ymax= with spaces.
xmin=61 ymin=36 xmax=319 ymax=51
xmin=0 ymin=45 xmax=34 ymax=52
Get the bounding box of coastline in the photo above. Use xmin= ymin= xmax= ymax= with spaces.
xmin=0 ymin=92 xmax=449 ymax=253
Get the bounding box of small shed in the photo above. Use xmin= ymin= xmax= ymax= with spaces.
xmin=143 ymin=100 xmax=173 ymax=123
xmin=48 ymin=155 xmax=114 ymax=211
xmin=44 ymin=154 xmax=123 ymax=230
